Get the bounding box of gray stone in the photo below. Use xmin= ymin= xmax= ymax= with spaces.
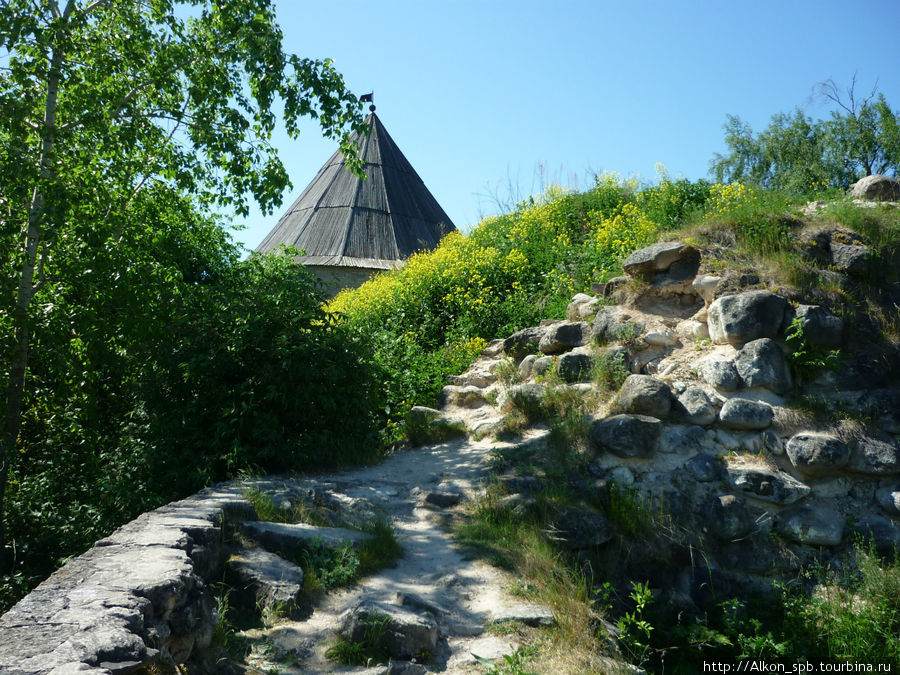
xmin=506 ymin=383 xmax=545 ymax=417
xmin=503 ymin=326 xmax=548 ymax=360
xmin=342 ymin=603 xmax=438 ymax=660
xmin=851 ymin=515 xmax=900 ymax=555
xmin=734 ymin=338 xmax=792 ymax=394
xmin=676 ymin=387 xmax=717 ymax=426
xmin=532 ymin=356 xmax=554 ymax=377
xmin=438 ymin=385 xmax=488 ymax=409
xmin=613 ymin=375 xmax=673 ymax=418
xmin=566 ymin=293 xmax=600 ymax=321
xmin=790 ymin=305 xmax=843 ymax=348
xmin=590 ymin=414 xmax=662 ymax=458
xmin=424 ymin=489 xmax=463 ymax=508
xmin=644 ymin=330 xmax=677 ymax=347
xmin=622 ymin=241 xmax=699 ymax=277
xmin=785 ymin=433 xmax=850 ymax=479
xmin=228 ymin=547 xmax=303 ymax=611
xmin=876 ymin=486 xmax=900 ymax=516
xmin=799 ymin=226 xmax=874 ymax=276
xmin=592 ymin=307 xmax=645 ymax=344
xmin=517 ymin=354 xmax=536 ymax=379
xmin=777 ymin=504 xmax=844 ymax=546
xmin=703 ymin=495 xmax=755 ymax=541
xmin=727 ymin=467 xmax=811 ymax=504
xmin=538 ymin=321 xmax=590 ymax=354
xmin=236 ymin=520 xmax=374 ymax=552
xmin=468 ymin=636 xmax=519 ymax=663
xmin=849 ymin=174 xmax=900 ymax=201
xmin=608 ymin=466 xmax=635 ymax=487
xmin=0 ymin=484 xmax=249 ymax=673
xmin=407 ymin=406 xmax=442 ymax=425
xmin=846 ymin=437 xmax=900 ymax=476
xmin=718 ymin=398 xmax=774 ymax=430
xmin=692 ymin=274 xmax=722 ymax=304
xmin=490 ymin=604 xmax=555 ymax=627
xmin=696 ymin=355 xmax=741 ymax=392
xmin=831 ymin=243 xmax=874 ymax=275
xmin=686 ymin=453 xmax=724 ymax=482
xmin=662 ymin=424 xmax=711 ymax=455
xmin=557 ymin=350 xmax=593 ymax=383
xmin=707 ymin=290 xmax=788 ymax=346
xmin=549 ymin=509 xmax=614 ymax=549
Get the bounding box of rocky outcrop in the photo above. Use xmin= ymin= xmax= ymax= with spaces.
xmin=707 ymin=290 xmax=788 ymax=345
xmin=849 ymin=174 xmax=900 ymax=201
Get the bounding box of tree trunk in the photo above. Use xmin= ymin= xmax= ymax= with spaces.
xmin=0 ymin=35 xmax=64 ymax=568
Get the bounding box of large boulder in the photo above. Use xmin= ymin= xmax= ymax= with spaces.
xmin=727 ymin=466 xmax=811 ymax=504
xmin=567 ymin=293 xmax=600 ymax=321
xmin=675 ymin=387 xmax=717 ymax=426
xmin=852 ymin=516 xmax=900 ymax=555
xmin=702 ymin=495 xmax=755 ymax=541
xmin=718 ymin=398 xmax=774 ymax=430
xmin=622 ymin=241 xmax=699 ymax=277
xmin=798 ymin=226 xmax=874 ymax=277
xmin=849 ymin=174 xmax=900 ymax=201
xmin=785 ymin=304 xmax=843 ymax=348
xmin=785 ymin=432 xmax=850 ymax=479
xmin=549 ymin=508 xmax=615 ymax=549
xmin=539 ymin=321 xmax=590 ymax=354
xmin=342 ymin=603 xmax=438 ymax=660
xmin=592 ymin=307 xmax=645 ymax=344
xmin=846 ymin=437 xmax=900 ymax=475
xmin=613 ymin=375 xmax=673 ymax=418
xmin=696 ymin=355 xmax=741 ymax=391
xmin=733 ymin=338 xmax=791 ymax=394
xmin=777 ymin=504 xmax=844 ymax=546
xmin=707 ymin=290 xmax=787 ymax=346
xmin=590 ymin=414 xmax=662 ymax=458
xmin=503 ymin=326 xmax=548 ymax=360
xmin=557 ymin=349 xmax=594 ymax=383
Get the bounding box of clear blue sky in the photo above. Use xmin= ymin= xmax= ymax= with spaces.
xmin=231 ymin=0 xmax=900 ymax=250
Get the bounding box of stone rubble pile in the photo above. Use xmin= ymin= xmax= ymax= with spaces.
xmin=423 ymin=235 xmax=899 ymax=608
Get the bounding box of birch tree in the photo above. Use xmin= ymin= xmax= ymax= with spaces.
xmin=0 ymin=0 xmax=365 ymax=562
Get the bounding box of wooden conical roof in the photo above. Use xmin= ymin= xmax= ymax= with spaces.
xmin=256 ymin=113 xmax=455 ymax=269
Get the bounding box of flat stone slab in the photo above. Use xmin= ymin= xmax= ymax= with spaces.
xmin=228 ymin=547 xmax=304 ymax=610
xmin=237 ymin=520 xmax=375 ymax=552
xmin=469 ymin=636 xmax=520 ymax=663
xmin=727 ymin=466 xmax=811 ymax=504
xmin=490 ymin=603 xmax=555 ymax=627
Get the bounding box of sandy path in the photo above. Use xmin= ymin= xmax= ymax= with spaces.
xmin=240 ymin=430 xmax=550 ymax=674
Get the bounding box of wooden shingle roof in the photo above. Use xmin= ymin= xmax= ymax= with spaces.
xmin=256 ymin=113 xmax=455 ymax=269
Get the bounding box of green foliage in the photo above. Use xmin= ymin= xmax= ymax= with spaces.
xmin=473 ymin=645 xmax=539 ymax=674
xmin=616 ymin=581 xmax=655 ymax=668
xmin=590 ymin=351 xmax=630 ymax=396
xmin=330 ymin=175 xmax=705 ymax=443
xmin=325 ymin=612 xmax=392 ymax=666
xmin=0 ymin=0 xmax=368 ymax=608
xmin=784 ymin=316 xmax=841 ymax=386
xmin=402 ymin=411 xmax=466 ymax=447
xmin=711 ymin=81 xmax=900 ymax=195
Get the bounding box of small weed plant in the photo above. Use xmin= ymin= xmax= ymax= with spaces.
xmin=615 ymin=581 xmax=655 ymax=668
xmin=784 ymin=316 xmax=841 ymax=386
xmin=325 ymin=612 xmax=392 ymax=666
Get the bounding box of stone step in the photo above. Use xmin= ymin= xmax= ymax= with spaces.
xmin=236 ymin=520 xmax=375 ymax=554
xmin=228 ymin=546 xmax=304 ymax=612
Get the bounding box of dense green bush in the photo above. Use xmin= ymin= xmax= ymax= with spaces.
xmin=2 ymin=188 xmax=383 ymax=612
